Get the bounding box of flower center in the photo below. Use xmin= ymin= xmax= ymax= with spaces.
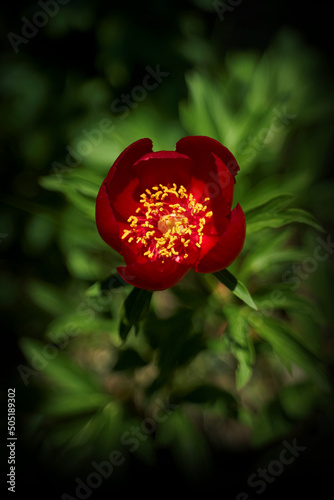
xmin=121 ymin=183 xmax=212 ymax=263
xmin=157 ymin=214 xmax=189 ymax=234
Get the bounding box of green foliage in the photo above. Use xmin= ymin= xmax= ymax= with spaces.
xmin=247 ymin=315 xmax=328 ymax=389
xmin=245 ymin=193 xmax=324 ymax=234
xmin=224 ymin=305 xmax=256 ymax=389
xmin=19 ymin=337 xmax=103 ymax=393
xmin=7 ymin=20 xmax=334 ymax=485
xmin=119 ymin=287 xmax=153 ymax=340
xmin=214 ymin=269 xmax=258 ymax=310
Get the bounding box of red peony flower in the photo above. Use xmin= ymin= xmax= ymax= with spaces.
xmin=96 ymin=136 xmax=246 ymax=291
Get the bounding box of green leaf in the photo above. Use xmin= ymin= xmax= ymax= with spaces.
xmin=247 ymin=315 xmax=328 ymax=389
xmin=254 ymin=287 xmax=324 ymax=332
xmin=244 ymin=193 xmax=295 ymax=216
xmin=39 ymin=172 xmax=100 ymax=196
xmin=144 ymin=310 xmax=206 ymax=395
xmin=66 ymin=247 xmax=106 ymax=280
xmin=67 ymin=175 xmax=100 ymax=197
xmin=63 ymin=188 xmax=96 ymax=220
xmin=242 ymin=248 xmax=308 ymax=276
xmin=283 ymin=208 xmax=325 ymax=232
xmin=224 ymin=305 xmax=255 ymax=389
xmin=246 ymin=199 xmax=324 ymax=233
xmin=41 ymin=392 xmax=109 ymax=417
xmin=26 ymin=281 xmax=73 ymax=316
xmin=241 ymin=227 xmax=296 ymax=277
xmin=244 ymin=193 xmax=324 ymax=233
xmin=19 ymin=337 xmax=102 ymax=392
xmin=214 ymin=269 xmax=258 ymax=310
xmin=85 ymin=274 xmax=129 ymax=298
xmin=47 ymin=401 xmax=124 ymax=469
xmin=39 ymin=174 xmax=98 ymax=220
xmin=250 ymin=209 xmax=323 ymax=233
xmin=44 ymin=310 xmax=118 ymax=341
xmin=119 ymin=287 xmax=153 ymax=341
xmin=39 ymin=175 xmax=66 ymax=192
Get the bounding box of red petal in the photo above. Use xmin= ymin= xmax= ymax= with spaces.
xmin=176 ymin=136 xmax=240 ymax=180
xmin=203 ymin=212 xmax=230 ymax=236
xmin=176 ymin=137 xmax=236 ymax=233
xmin=117 ymin=259 xmax=192 ymax=291
xmin=133 ymin=151 xmax=193 ymax=190
xmin=194 ymin=204 xmax=246 ymax=273
xmin=196 ymin=153 xmax=235 ymax=225
xmin=112 ymin=177 xmax=141 ymax=222
xmin=118 ymin=232 xmax=148 ymax=262
xmin=106 ymin=138 xmax=153 ymax=220
xmin=188 ymin=151 xmax=235 ymax=233
xmin=95 ymin=180 xmax=122 ymax=252
xmin=106 ymin=138 xmax=153 ymax=190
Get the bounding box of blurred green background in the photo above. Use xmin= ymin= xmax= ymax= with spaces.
xmin=1 ymin=0 xmax=334 ymax=498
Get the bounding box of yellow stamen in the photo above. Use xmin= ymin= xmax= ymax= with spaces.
xmin=120 ymin=182 xmax=213 ymax=262
xmin=121 ymin=230 xmax=131 ymax=240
